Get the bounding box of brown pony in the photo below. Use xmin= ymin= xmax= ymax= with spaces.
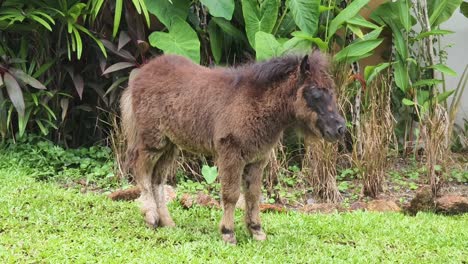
xmin=120 ymin=50 xmax=345 ymax=244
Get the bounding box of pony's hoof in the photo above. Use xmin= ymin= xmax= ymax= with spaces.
xmin=145 ymin=219 xmax=160 ymax=229
xmin=222 ymin=233 xmax=237 ymax=245
xmin=160 ymin=218 xmax=176 ymax=228
xmin=144 ymin=213 xmax=160 ymax=229
xmin=252 ymin=231 xmax=267 ymax=241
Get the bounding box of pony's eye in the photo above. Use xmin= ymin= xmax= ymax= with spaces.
xmin=308 ymin=88 xmax=322 ymax=99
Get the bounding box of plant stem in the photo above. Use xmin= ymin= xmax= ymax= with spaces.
xmin=273 ymin=5 xmax=288 ymax=36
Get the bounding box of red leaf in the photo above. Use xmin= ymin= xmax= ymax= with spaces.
xmin=71 ymin=73 xmax=84 ymax=100
xmin=118 ymin=31 xmax=131 ymax=51
xmin=60 ymin=98 xmax=69 ymax=121
xmin=101 ymin=39 xmax=136 ymax=62
xmin=9 ymin=68 xmax=46 ymax=89
xmin=102 ymin=62 xmax=135 ymax=75
xmin=3 ymin=72 xmax=25 ymax=116
xmin=66 ymin=68 xmax=84 ymax=100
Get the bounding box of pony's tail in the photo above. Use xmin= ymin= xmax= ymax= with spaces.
xmin=120 ymin=86 xmax=138 ymax=173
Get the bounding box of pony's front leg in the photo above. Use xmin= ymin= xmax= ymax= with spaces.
xmin=218 ymin=156 xmax=245 ymax=245
xmin=243 ymin=159 xmax=268 ymax=241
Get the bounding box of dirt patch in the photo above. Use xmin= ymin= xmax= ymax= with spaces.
xmin=367 ymin=200 xmax=401 ymax=212
xmin=301 ymin=203 xmax=343 ymax=214
xmin=180 ymin=192 xmax=220 ymax=209
xmin=435 ymin=195 xmax=468 ymax=214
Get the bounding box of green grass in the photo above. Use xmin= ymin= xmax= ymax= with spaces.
xmin=1 ymin=168 xmax=467 ymax=263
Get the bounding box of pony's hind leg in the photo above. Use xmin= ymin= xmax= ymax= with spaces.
xmin=135 ymin=150 xmax=162 ymax=228
xmin=151 ymin=144 xmax=178 ymax=227
xmin=243 ymin=159 xmax=269 ymax=241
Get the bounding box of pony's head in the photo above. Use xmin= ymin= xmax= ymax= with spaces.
xmin=293 ymin=51 xmax=345 ymax=142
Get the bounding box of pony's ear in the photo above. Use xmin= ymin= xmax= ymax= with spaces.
xmin=300 ymin=55 xmax=309 ymax=76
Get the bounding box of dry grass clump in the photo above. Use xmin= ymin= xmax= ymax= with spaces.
xmin=302 ymin=138 xmax=342 ymax=202
xmin=355 ymin=76 xmax=394 ymax=197
xmin=299 ymin=63 xmax=351 ymax=203
xmin=423 ymin=104 xmax=450 ymax=197
xmin=106 ymin=111 xmax=129 ymax=182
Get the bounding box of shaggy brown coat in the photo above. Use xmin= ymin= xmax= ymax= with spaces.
xmin=120 ymin=51 xmax=344 ymax=244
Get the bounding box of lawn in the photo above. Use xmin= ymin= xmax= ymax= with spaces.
xmin=0 ymin=166 xmax=467 ymax=263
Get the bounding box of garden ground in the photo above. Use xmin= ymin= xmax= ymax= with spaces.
xmin=1 ymin=166 xmax=467 ymax=263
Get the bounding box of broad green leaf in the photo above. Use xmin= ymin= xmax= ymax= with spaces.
xmin=212 ymin=17 xmax=247 ymax=44
xmin=3 ymin=72 xmax=25 ymax=116
xmin=428 ymin=0 xmax=463 ymax=27
xmin=201 ymin=165 xmax=218 ymax=184
xmin=342 ymin=52 xmax=373 ymax=63
xmin=291 ymin=31 xmax=328 ymax=51
xmin=327 ymin=0 xmax=369 ymax=40
xmin=364 ymin=62 xmax=391 ymax=83
xmin=242 ymin=0 xmax=279 ymax=47
xmin=412 ymin=79 xmax=443 ymax=87
xmin=347 ymin=15 xmax=379 ymax=29
xmin=437 ymin=89 xmax=455 ymax=103
xmin=255 ymin=32 xmax=283 ymax=61
xmin=385 ymin=18 xmax=408 ymax=59
xmin=276 ymin=11 xmax=296 ymax=36
xmin=369 ymin=2 xmax=407 ymax=58
xmin=417 ymin=90 xmax=430 ymax=105
xmin=402 ymin=98 xmax=415 ymax=106
xmin=397 ymin=0 xmax=411 ymax=32
xmin=430 ymin=63 xmax=457 ymax=76
xmin=145 ymin=0 xmax=190 ymax=28
xmin=282 ymin=36 xmax=313 ymax=54
xmin=287 ymin=0 xmax=320 ymax=36
xmin=461 ymin=1 xmax=468 ymax=18
xmin=200 ymin=0 xmax=235 ymax=20
xmin=394 ymin=57 xmax=409 ymax=92
xmin=148 ymin=18 xmax=201 ymax=63
xmin=370 ymin=2 xmax=400 ymax=27
xmin=415 ymin=29 xmax=454 ymax=40
xmin=347 ymin=24 xmax=364 ymax=39
xmin=334 ymin=39 xmax=383 ymax=62
xmin=208 ymin=20 xmax=223 ymax=64
xmin=370 ymin=1 xmax=416 ymax=31
xmin=360 ymin=27 xmax=383 ymax=41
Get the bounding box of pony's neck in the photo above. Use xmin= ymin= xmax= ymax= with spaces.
xmin=258 ymin=76 xmax=299 ymax=134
